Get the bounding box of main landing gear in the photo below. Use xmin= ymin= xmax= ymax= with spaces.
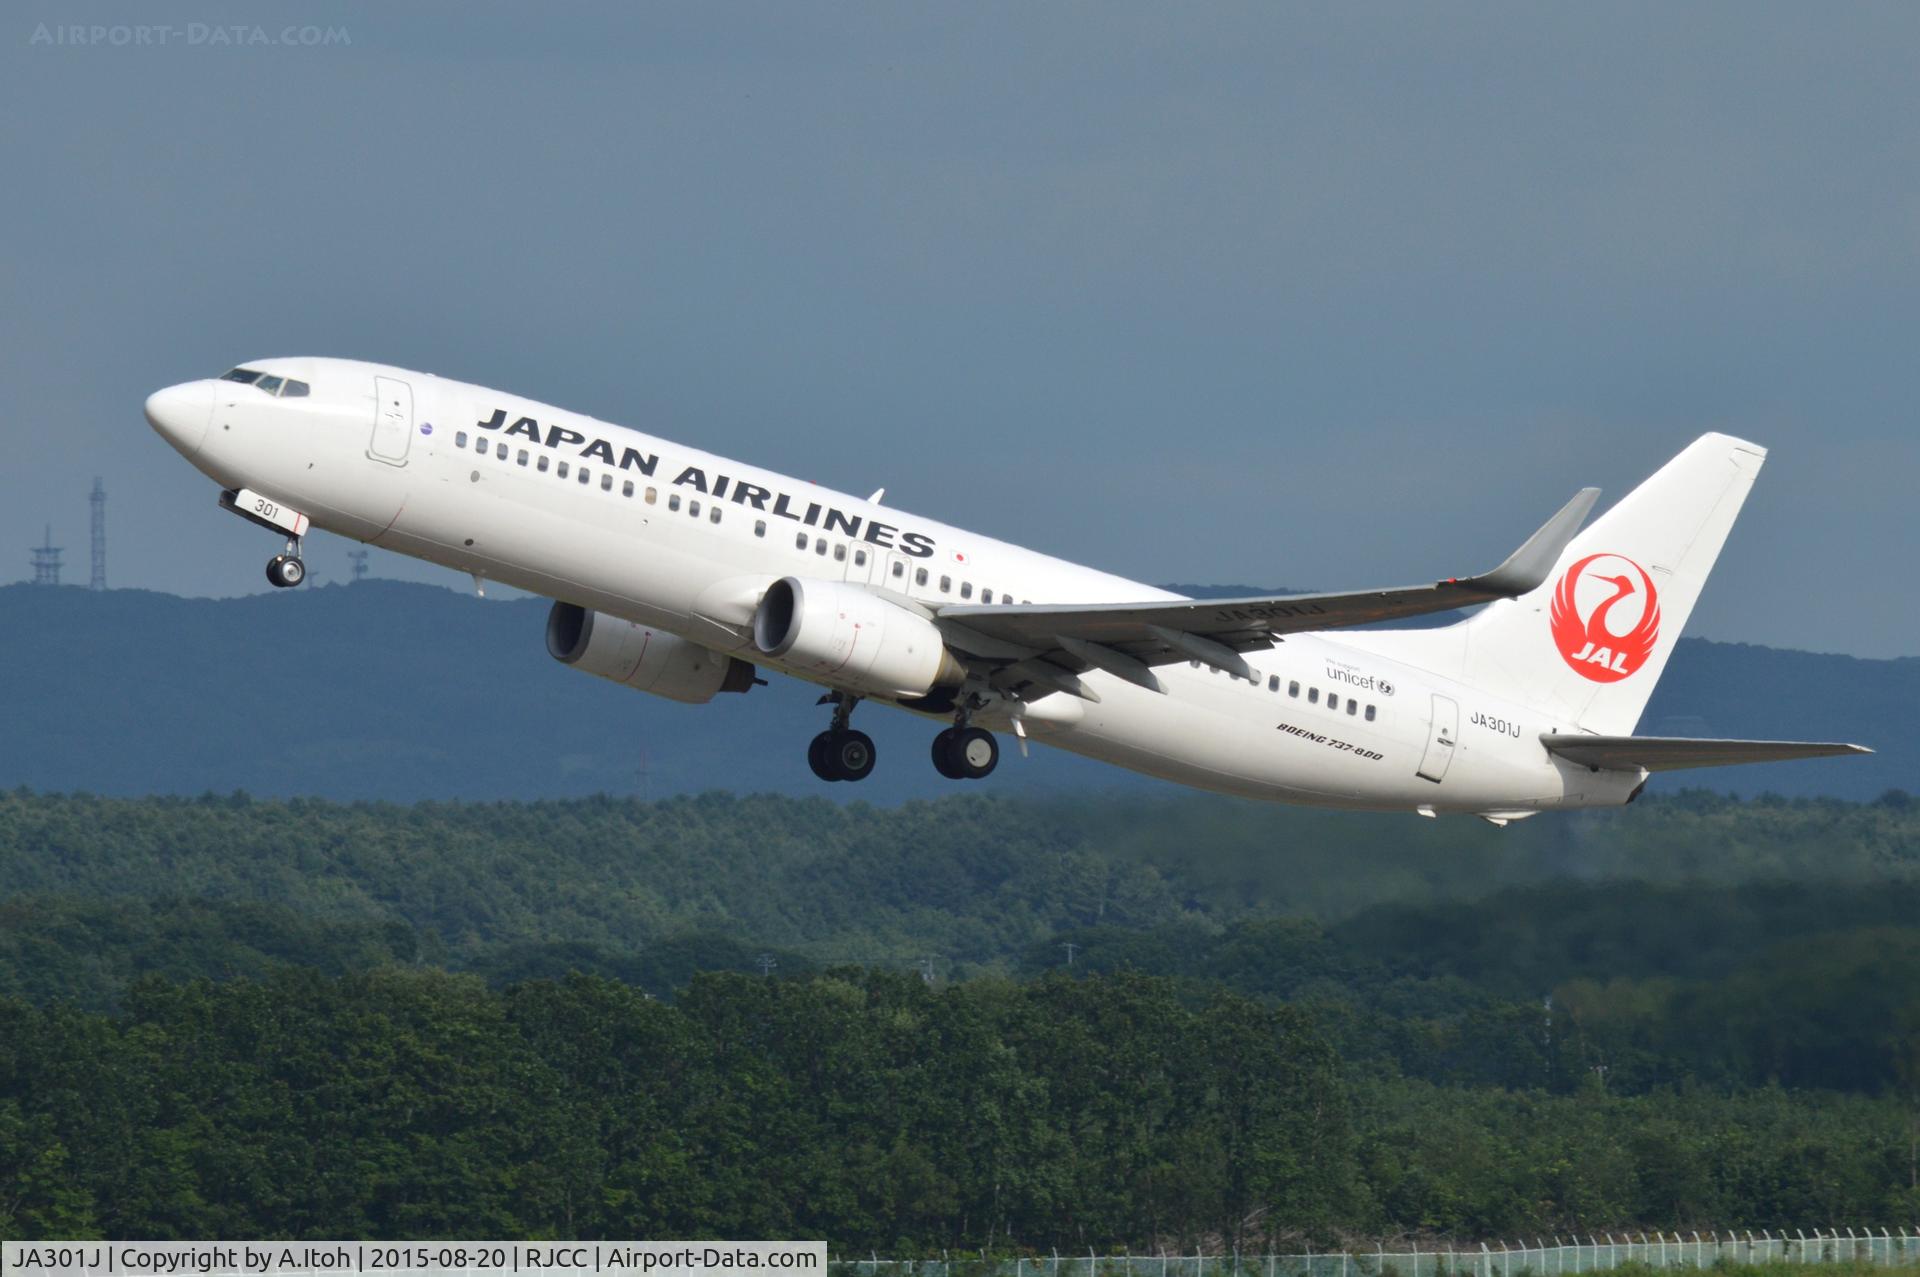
xmin=803 ymin=692 xmax=1003 ymax=784
xmin=809 ymin=693 xmax=876 ymax=783
xmin=932 ymin=725 xmax=999 ymax=780
xmin=932 ymin=694 xmax=999 ymax=781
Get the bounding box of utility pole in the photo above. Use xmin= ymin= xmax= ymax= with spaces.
xmin=346 ymin=548 xmax=369 ymax=582
xmin=88 ymin=479 xmax=106 ymax=590
xmin=1061 ymin=942 xmax=1079 ymax=967
xmin=757 ymin=953 xmax=777 ymax=977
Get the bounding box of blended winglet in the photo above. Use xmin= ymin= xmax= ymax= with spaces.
xmin=1465 ymin=487 xmax=1600 ymax=596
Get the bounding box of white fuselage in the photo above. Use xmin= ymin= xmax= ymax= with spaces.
xmin=147 ymin=357 xmax=1639 ymax=816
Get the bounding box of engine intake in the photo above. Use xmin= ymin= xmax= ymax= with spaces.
xmin=752 ymin=576 xmax=965 ymax=698
xmin=547 ymin=603 xmax=756 ymax=704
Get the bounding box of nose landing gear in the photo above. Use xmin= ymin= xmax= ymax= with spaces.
xmin=265 ymin=536 xmax=306 ymax=589
xmin=219 ymin=488 xmax=312 ymax=589
xmin=808 ymin=692 xmax=876 ymax=783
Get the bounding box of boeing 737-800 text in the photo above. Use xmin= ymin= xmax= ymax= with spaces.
xmin=144 ymin=358 xmax=1867 ymax=820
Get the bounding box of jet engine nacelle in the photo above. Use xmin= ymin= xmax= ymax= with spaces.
xmin=752 ymin=576 xmax=966 ymax=698
xmin=546 ymin=603 xmax=757 ymax=704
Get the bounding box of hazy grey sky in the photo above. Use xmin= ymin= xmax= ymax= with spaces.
xmin=4 ymin=3 xmax=1916 ymax=656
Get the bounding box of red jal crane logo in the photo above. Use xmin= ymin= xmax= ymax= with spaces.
xmin=1549 ymin=552 xmax=1661 ymax=682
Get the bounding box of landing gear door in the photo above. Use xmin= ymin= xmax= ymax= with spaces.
xmin=1417 ymin=694 xmax=1459 ymax=784
xmin=368 ymin=375 xmax=413 ymax=466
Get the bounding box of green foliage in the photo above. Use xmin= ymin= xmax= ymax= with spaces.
xmin=0 ymin=969 xmax=1355 ymax=1245
xmin=2 ymin=788 xmax=1918 ymax=1242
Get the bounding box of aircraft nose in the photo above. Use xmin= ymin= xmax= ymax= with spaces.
xmin=145 ymin=380 xmax=213 ymax=456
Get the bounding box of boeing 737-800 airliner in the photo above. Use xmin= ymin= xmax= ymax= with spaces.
xmin=144 ymin=358 xmax=1866 ymax=820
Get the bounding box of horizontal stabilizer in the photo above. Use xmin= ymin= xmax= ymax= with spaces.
xmin=1541 ymin=733 xmax=1872 ymax=773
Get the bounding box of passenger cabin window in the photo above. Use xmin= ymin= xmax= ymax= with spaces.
xmin=645 ymin=488 xmax=657 ymax=504
xmin=689 ymin=499 xmax=700 ymax=516
xmin=960 ymin=582 xmax=972 ymax=599
xmin=456 ymin=431 xmax=468 ymax=448
xmin=982 ymin=589 xmax=993 ymax=604
xmin=709 ymin=505 xmax=721 ymax=524
xmin=669 ymin=493 xmax=681 ymax=512
xmin=854 ymin=549 xmax=866 ymax=567
xmin=833 ymin=544 xmax=846 ymax=562
xmin=518 ymin=450 xmax=529 ymax=466
xmin=496 ymin=442 xmax=508 ymax=460
xmin=577 ymin=468 xmax=590 ymax=485
xmin=622 ymin=479 xmax=633 ymax=496
xmin=1328 ymin=695 xmax=1340 ymax=711
xmin=892 ymin=561 xmax=904 ymax=578
xmin=796 ymin=532 xmax=808 ymax=550
xmin=1365 ymin=704 xmax=1376 ymax=721
xmin=538 ymin=455 xmax=550 ymax=473
xmin=1348 ymin=700 xmax=1359 ymax=715
xmin=815 ymin=538 xmax=828 ymax=556
xmin=755 ymin=520 xmax=767 ymax=537
xmin=601 ymin=474 xmax=613 ymax=491
xmin=939 ymin=575 xmax=951 ymax=593
xmin=558 ymin=462 xmax=570 ymax=479
xmin=1269 ymin=675 xmax=1279 ymax=692
xmin=1289 ymin=681 xmax=1300 ymax=697
xmin=916 ymin=568 xmax=929 ymax=586
xmin=1308 ymin=688 xmax=1319 ymax=704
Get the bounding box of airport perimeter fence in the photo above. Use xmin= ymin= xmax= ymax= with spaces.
xmin=830 ymin=1229 xmax=1920 ymax=1277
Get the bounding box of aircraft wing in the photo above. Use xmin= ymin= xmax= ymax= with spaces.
xmin=933 ymin=487 xmax=1599 ymax=700
xmin=1541 ymin=734 xmax=1873 ymax=772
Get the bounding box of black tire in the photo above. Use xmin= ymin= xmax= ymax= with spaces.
xmin=930 ymin=728 xmax=964 ymax=779
xmin=265 ymin=555 xmax=304 ymax=588
xmin=832 ymin=729 xmax=877 ymax=782
xmin=952 ymin=727 xmax=999 ymax=779
xmin=807 ymin=731 xmax=838 ymax=782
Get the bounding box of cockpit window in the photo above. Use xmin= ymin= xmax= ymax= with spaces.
xmin=219 ymin=367 xmax=309 ymax=396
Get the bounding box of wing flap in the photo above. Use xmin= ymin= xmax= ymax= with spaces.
xmin=1542 ymin=734 xmax=1872 ymax=772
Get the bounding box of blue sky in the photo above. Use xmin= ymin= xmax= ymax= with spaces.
xmin=4 ymin=3 xmax=1915 ymax=656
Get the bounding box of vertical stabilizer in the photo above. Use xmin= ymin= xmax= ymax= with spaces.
xmin=1452 ymin=433 xmax=1765 ymax=734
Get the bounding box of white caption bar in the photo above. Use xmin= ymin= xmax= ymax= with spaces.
xmin=3 ymin=1243 xmax=826 ymax=1277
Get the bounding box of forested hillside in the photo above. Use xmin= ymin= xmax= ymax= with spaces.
xmin=2 ymin=969 xmax=1913 ymax=1242
xmin=1 ymin=787 xmax=1916 ymax=1091
xmin=2 ymin=787 xmax=1917 ymax=1241
xmin=0 ymin=581 xmax=1908 ymax=801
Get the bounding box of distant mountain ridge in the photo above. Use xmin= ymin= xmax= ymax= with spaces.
xmin=0 ymin=581 xmax=1905 ymax=802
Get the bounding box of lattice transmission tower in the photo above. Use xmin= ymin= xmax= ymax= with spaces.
xmin=29 ymin=525 xmax=62 ymax=586
xmin=89 ymin=478 xmax=106 ymax=590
